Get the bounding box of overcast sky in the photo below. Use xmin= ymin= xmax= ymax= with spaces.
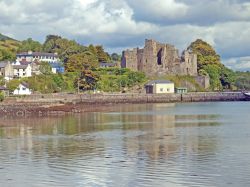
xmin=0 ymin=0 xmax=250 ymax=71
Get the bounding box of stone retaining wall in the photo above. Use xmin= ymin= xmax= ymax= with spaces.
xmin=9 ymin=92 xmax=248 ymax=104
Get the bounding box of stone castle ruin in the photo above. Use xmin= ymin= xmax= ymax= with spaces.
xmin=121 ymin=39 xmax=198 ymax=77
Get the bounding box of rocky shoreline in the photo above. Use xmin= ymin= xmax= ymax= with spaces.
xmin=0 ymin=102 xmax=115 ymax=117
xmin=0 ymin=92 xmax=249 ymax=117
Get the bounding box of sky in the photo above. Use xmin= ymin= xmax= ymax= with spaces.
xmin=0 ymin=0 xmax=250 ymax=71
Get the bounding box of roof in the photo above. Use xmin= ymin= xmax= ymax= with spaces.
xmin=145 ymin=80 xmax=173 ymax=86
xmin=13 ymin=65 xmax=28 ymax=69
xmin=20 ymin=82 xmax=30 ymax=88
xmin=0 ymin=61 xmax=8 ymax=68
xmin=20 ymin=59 xmax=32 ymax=65
xmin=17 ymin=52 xmax=58 ymax=57
xmin=99 ymin=62 xmax=117 ymax=67
xmin=0 ymin=86 xmax=8 ymax=90
xmin=50 ymin=62 xmax=64 ymax=68
xmin=175 ymin=87 xmax=187 ymax=89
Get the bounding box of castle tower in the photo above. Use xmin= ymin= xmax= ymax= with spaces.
xmin=180 ymin=50 xmax=198 ymax=76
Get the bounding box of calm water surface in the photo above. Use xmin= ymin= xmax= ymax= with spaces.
xmin=0 ymin=102 xmax=250 ymax=187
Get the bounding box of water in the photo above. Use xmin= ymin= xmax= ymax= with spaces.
xmin=0 ymin=102 xmax=250 ymax=187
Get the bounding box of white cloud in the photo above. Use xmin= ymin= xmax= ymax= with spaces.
xmin=0 ymin=0 xmax=250 ymax=70
xmin=127 ymin=0 xmax=188 ymax=20
xmin=223 ymin=57 xmax=250 ymax=71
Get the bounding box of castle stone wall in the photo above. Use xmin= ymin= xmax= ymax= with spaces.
xmin=195 ymin=76 xmax=210 ymax=89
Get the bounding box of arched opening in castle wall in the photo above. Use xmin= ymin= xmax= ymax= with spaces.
xmin=157 ymin=49 xmax=162 ymax=65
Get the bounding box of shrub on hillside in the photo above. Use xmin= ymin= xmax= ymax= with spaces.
xmin=0 ymin=92 xmax=4 ymax=102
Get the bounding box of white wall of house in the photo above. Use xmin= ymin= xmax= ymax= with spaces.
xmin=17 ymin=55 xmax=59 ymax=63
xmin=51 ymin=67 xmax=57 ymax=74
xmin=155 ymin=83 xmax=175 ymax=94
xmin=25 ymin=65 xmax=32 ymax=77
xmin=13 ymin=64 xmax=32 ymax=78
xmin=13 ymin=84 xmax=32 ymax=95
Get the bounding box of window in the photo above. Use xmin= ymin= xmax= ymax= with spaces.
xmin=157 ymin=49 xmax=162 ymax=65
xmin=167 ymin=88 xmax=170 ymax=92
xmin=160 ymin=88 xmax=163 ymax=92
xmin=22 ymin=88 xmax=26 ymax=91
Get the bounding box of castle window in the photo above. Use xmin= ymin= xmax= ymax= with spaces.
xmin=157 ymin=49 xmax=162 ymax=65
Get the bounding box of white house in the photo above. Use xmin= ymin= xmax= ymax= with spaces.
xmin=13 ymin=64 xmax=32 ymax=78
xmin=145 ymin=80 xmax=175 ymax=94
xmin=13 ymin=83 xmax=32 ymax=95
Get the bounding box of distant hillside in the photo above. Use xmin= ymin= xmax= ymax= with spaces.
xmin=0 ymin=33 xmax=16 ymax=41
xmin=0 ymin=33 xmax=20 ymax=61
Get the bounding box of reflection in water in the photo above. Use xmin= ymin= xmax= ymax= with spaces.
xmin=1 ymin=102 xmax=250 ymax=186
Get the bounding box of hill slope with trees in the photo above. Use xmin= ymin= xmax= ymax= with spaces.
xmin=0 ymin=33 xmax=21 ymax=61
xmin=187 ymin=39 xmax=236 ymax=90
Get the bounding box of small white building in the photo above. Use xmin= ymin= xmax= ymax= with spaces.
xmin=145 ymin=80 xmax=175 ymax=94
xmin=13 ymin=83 xmax=32 ymax=95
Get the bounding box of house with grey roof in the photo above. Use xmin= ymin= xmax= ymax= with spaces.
xmin=99 ymin=62 xmax=118 ymax=68
xmin=16 ymin=51 xmax=59 ymax=63
xmin=145 ymin=80 xmax=175 ymax=94
xmin=13 ymin=82 xmax=32 ymax=95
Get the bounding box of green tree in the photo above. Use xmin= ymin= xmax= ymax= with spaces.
xmin=188 ymin=39 xmax=220 ymax=70
xmin=203 ymin=65 xmax=222 ymax=90
xmin=39 ymin=62 xmax=52 ymax=75
xmin=43 ymin=35 xmax=87 ymax=62
xmin=96 ymin=45 xmax=111 ymax=62
xmin=0 ymin=92 xmax=4 ymax=102
xmin=75 ymin=69 xmax=100 ymax=91
xmin=6 ymin=79 xmax=20 ymax=93
xmin=111 ymin=53 xmax=121 ymax=61
xmin=235 ymin=71 xmax=250 ymax=90
xmin=0 ymin=48 xmax=15 ymax=61
xmin=220 ymin=66 xmax=236 ymax=89
xmin=65 ymin=51 xmax=99 ymax=72
xmin=0 ymin=76 xmax=5 ymax=86
xmin=18 ymin=38 xmax=43 ymax=52
xmin=88 ymin=44 xmax=98 ymax=56
xmin=188 ymin=39 xmax=236 ymax=90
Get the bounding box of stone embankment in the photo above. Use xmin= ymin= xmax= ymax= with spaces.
xmin=0 ymin=92 xmax=249 ymax=117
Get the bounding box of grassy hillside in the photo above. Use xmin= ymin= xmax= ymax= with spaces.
xmin=235 ymin=71 xmax=250 ymax=90
xmin=0 ymin=33 xmax=20 ymax=61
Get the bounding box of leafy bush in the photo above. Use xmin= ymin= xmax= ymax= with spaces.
xmin=95 ymin=67 xmax=146 ymax=92
xmin=0 ymin=92 xmax=4 ymax=102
